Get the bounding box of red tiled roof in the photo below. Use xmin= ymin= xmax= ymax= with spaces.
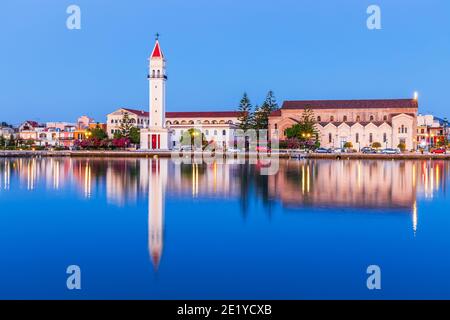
xmin=25 ymin=120 xmax=40 ymax=127
xmin=122 ymin=108 xmax=149 ymax=117
xmin=166 ymin=111 xmax=240 ymax=118
xmin=270 ymin=110 xmax=282 ymax=116
xmin=281 ymin=99 xmax=418 ymax=110
xmin=120 ymin=109 xmax=240 ymax=118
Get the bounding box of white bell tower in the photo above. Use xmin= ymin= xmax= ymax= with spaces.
xmin=140 ymin=33 xmax=171 ymax=150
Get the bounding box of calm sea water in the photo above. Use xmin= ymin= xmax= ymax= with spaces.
xmin=0 ymin=157 xmax=449 ymax=299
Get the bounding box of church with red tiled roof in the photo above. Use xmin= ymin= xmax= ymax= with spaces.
xmin=269 ymin=98 xmax=418 ymax=150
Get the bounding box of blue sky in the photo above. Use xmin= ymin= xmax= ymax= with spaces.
xmin=1 ymin=0 xmax=449 ymax=125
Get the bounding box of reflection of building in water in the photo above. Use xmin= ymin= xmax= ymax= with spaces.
xmin=168 ymin=160 xmax=241 ymax=199
xmin=1 ymin=159 xmax=10 ymax=190
xmin=147 ymin=158 xmax=167 ymax=270
xmin=269 ymin=160 xmax=417 ymax=209
xmin=105 ymin=159 xmax=141 ymax=205
xmin=415 ymin=160 xmax=448 ymax=199
xmin=269 ymin=159 xmax=450 ymax=233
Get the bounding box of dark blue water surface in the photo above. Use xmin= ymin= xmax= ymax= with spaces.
xmin=0 ymin=157 xmax=449 ymax=299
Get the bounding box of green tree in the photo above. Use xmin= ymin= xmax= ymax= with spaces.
xmin=237 ymin=93 xmax=254 ymax=132
xmin=397 ymin=142 xmax=406 ymax=152
xmin=343 ymin=142 xmax=353 ymax=149
xmin=371 ymin=142 xmax=382 ymax=149
xmin=89 ymin=124 xmax=108 ymax=140
xmin=253 ymin=91 xmax=279 ymax=130
xmin=180 ymin=128 xmax=207 ymax=149
xmin=129 ymin=127 xmax=140 ymax=145
xmin=118 ymin=112 xmax=134 ymax=138
xmin=0 ymin=135 xmax=5 ymax=149
xmin=285 ymin=107 xmax=319 ymax=149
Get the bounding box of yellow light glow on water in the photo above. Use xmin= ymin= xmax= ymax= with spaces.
xmin=84 ymin=162 xmax=91 ymax=198
xmin=435 ymin=165 xmax=440 ymax=190
xmin=306 ymin=165 xmax=310 ymax=193
xmin=192 ymin=164 xmax=199 ymax=198
xmin=301 ymin=164 xmax=305 ymax=194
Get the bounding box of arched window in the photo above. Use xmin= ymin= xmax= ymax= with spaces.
xmin=222 ymin=130 xmax=226 ymax=136
xmin=219 ymin=120 xmax=225 ymax=124
xmin=383 ymin=115 xmax=388 ymax=121
xmin=330 ymin=116 xmax=334 ymax=122
xmin=343 ymin=115 xmax=348 ymax=122
xmin=356 ymin=115 xmax=361 ymax=122
xmin=173 ymin=121 xmax=179 ymax=125
xmin=214 ymin=130 xmax=218 ymax=135
xmin=205 ymin=130 xmax=209 ymax=135
xmin=356 ymin=133 xmax=359 ymax=143
xmin=274 ymin=124 xmax=278 ymax=130
xmin=370 ymin=115 xmax=374 ymax=121
xmin=328 ymin=133 xmax=332 ymax=143
xmin=383 ymin=133 xmax=387 ymax=142
xmin=317 ymin=116 xmax=321 ymax=122
xmin=212 ymin=120 xmax=218 ymax=124
xmin=152 ymin=70 xmax=155 ymax=77
xmin=188 ymin=120 xmax=194 ymax=125
xmin=157 ymin=70 xmax=160 ymax=77
xmin=203 ymin=120 xmax=210 ymax=124
xmin=369 ymin=133 xmax=373 ymax=143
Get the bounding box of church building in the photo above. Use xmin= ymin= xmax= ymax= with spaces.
xmin=269 ymin=99 xmax=418 ymax=150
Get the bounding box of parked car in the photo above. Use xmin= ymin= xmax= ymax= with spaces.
xmin=315 ymin=147 xmax=331 ymax=154
xmin=361 ymin=147 xmax=377 ymax=154
xmin=431 ymin=148 xmax=447 ymax=154
xmin=381 ymin=148 xmax=401 ymax=154
xmin=332 ymin=148 xmax=344 ymax=153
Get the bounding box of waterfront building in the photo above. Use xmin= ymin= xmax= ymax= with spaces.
xmin=416 ymin=114 xmax=447 ymax=149
xmin=106 ymin=37 xmax=240 ymax=149
xmin=17 ymin=117 xmax=99 ymax=147
xmin=18 ymin=120 xmax=43 ymax=141
xmin=107 ymin=108 xmax=149 ymax=138
xmin=0 ymin=126 xmax=15 ymax=140
xmin=269 ymin=99 xmax=418 ymax=150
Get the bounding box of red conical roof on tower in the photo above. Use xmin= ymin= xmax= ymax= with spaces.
xmin=150 ymin=34 xmax=164 ymax=59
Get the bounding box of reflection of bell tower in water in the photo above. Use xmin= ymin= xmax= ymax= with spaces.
xmin=148 ymin=159 xmax=167 ymax=270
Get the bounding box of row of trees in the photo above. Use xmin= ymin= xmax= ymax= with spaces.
xmin=237 ymin=91 xmax=279 ymax=131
